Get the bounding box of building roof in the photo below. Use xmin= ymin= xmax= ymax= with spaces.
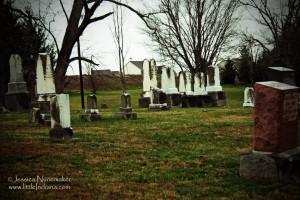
xmin=128 ymin=61 xmax=143 ymax=70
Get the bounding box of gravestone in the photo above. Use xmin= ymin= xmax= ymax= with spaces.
xmin=4 ymin=54 xmax=30 ymax=111
xmin=49 ymin=94 xmax=73 ymax=140
xmin=115 ymin=92 xmax=137 ymax=119
xmin=178 ymin=71 xmax=186 ymax=94
xmin=150 ymin=59 xmax=158 ymax=89
xmin=161 ymin=67 xmax=169 ymax=92
xmin=30 ymin=53 xmax=56 ymax=125
xmin=184 ymin=71 xmax=193 ymax=96
xmin=81 ymin=94 xmax=102 ymax=121
xmin=206 ymin=65 xmax=225 ymax=107
xmin=193 ymin=73 xmax=207 ymax=95
xmin=254 ymin=81 xmax=299 ymax=153
xmin=149 ymin=87 xmax=168 ymax=111
xmin=161 ymin=67 xmax=181 ymax=107
xmin=243 ymin=87 xmax=254 ymax=107
xmin=36 ymin=53 xmax=56 ymax=100
xmin=139 ymin=59 xmax=151 ymax=107
xmin=206 ymin=65 xmax=223 ymax=92
xmin=267 ymin=67 xmax=296 ymax=85
xmin=180 ymin=71 xmax=195 ymax=107
xmin=240 ymin=81 xmax=300 ymax=179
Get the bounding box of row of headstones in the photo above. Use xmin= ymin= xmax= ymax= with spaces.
xmin=240 ymin=67 xmax=300 ymax=179
xmin=140 ymin=59 xmax=224 ymax=109
xmin=5 ymin=53 xmax=137 ymax=139
xmin=142 ymin=59 xmax=222 ymax=97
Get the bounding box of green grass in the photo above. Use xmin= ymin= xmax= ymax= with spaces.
xmin=0 ymin=85 xmax=299 ymax=199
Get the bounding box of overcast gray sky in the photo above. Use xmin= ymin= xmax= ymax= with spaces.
xmin=13 ymin=0 xmax=277 ymax=75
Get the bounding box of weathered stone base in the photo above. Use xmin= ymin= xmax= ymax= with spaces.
xmin=31 ymin=101 xmax=50 ymax=113
xmin=208 ymin=91 xmax=226 ymax=107
xmin=138 ymin=97 xmax=150 ymax=108
xmin=114 ymin=112 xmax=137 ymax=119
xmin=181 ymin=92 xmax=226 ymax=108
xmin=240 ymin=149 xmax=300 ymax=180
xmin=149 ymin=103 xmax=169 ymax=111
xmin=0 ymin=106 xmax=9 ymax=113
xmin=181 ymin=95 xmax=214 ymax=107
xmin=29 ymin=107 xmax=41 ymax=123
xmin=81 ymin=113 xmax=102 ymax=121
xmin=167 ymin=94 xmax=182 ymax=107
xmin=49 ymin=127 xmax=73 ymax=140
xmin=30 ymin=101 xmax=51 ymax=126
xmin=243 ymin=102 xmax=254 ymax=107
xmin=39 ymin=114 xmax=51 ymax=126
xmin=4 ymin=92 xmax=30 ymax=111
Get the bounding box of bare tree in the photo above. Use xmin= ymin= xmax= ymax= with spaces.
xmin=85 ymin=55 xmax=98 ymax=94
xmin=112 ymin=2 xmax=127 ymax=92
xmin=239 ymin=0 xmax=300 ymax=66
xmin=144 ymin=0 xmax=239 ymax=89
xmin=53 ymin=0 xmax=152 ymax=93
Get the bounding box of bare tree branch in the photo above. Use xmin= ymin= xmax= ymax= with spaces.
xmin=69 ymin=57 xmax=99 ymax=66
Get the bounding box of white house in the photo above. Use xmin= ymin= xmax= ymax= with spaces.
xmin=125 ymin=60 xmax=143 ymax=75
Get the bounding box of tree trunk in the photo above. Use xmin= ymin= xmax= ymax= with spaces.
xmin=54 ymin=0 xmax=83 ymax=93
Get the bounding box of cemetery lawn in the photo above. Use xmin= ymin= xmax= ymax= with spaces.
xmin=1 ymin=85 xmax=299 ymax=199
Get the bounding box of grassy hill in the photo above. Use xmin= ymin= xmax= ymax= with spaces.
xmin=0 ymin=85 xmax=299 ymax=199
xmin=65 ymin=74 xmax=142 ymax=92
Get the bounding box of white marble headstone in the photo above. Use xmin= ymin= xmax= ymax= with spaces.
xmin=178 ymin=71 xmax=186 ymax=93
xmin=243 ymin=87 xmax=254 ymax=107
xmin=50 ymin=94 xmax=71 ymax=128
xmin=142 ymin=59 xmax=151 ymax=98
xmin=161 ymin=67 xmax=169 ymax=91
xmin=9 ymin=54 xmax=24 ymax=82
xmin=193 ymin=73 xmax=207 ymax=95
xmin=44 ymin=55 xmax=56 ymax=94
xmin=206 ymin=65 xmax=222 ymax=92
xmin=150 ymin=59 xmax=158 ymax=89
xmin=168 ymin=69 xmax=178 ymax=94
xmin=36 ymin=53 xmax=56 ymax=97
xmin=161 ymin=67 xmax=178 ymax=94
xmin=185 ymin=71 xmax=193 ymax=95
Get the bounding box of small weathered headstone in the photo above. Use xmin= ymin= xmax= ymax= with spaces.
xmin=81 ymin=94 xmax=102 ymax=121
xmin=29 ymin=107 xmax=41 ymax=123
xmin=243 ymin=87 xmax=254 ymax=107
xmin=149 ymin=87 xmax=169 ymax=111
xmin=115 ymin=92 xmax=137 ymax=119
xmin=49 ymin=94 xmax=73 ymax=140
xmin=5 ymin=54 xmax=30 ymax=111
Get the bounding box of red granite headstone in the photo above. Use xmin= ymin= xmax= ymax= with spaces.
xmin=254 ymin=81 xmax=299 ymax=153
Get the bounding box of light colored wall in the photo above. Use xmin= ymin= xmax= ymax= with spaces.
xmin=125 ymin=62 xmax=142 ymax=75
